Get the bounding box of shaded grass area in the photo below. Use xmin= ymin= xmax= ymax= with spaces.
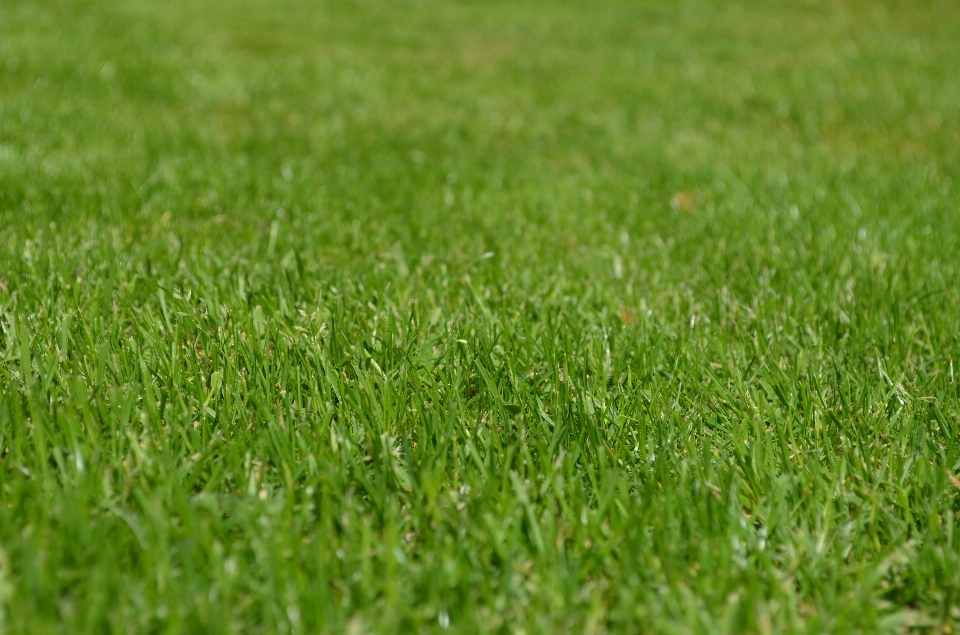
xmin=1 ymin=0 xmax=959 ymax=632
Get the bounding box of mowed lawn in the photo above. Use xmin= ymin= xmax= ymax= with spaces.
xmin=1 ymin=0 xmax=959 ymax=632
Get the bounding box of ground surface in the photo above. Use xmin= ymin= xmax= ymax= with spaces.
xmin=1 ymin=0 xmax=960 ymax=632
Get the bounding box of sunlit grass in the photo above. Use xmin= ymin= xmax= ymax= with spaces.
xmin=1 ymin=0 xmax=959 ymax=632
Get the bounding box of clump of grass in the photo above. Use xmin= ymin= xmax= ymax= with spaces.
xmin=1 ymin=0 xmax=959 ymax=632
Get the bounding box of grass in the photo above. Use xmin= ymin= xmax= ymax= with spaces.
xmin=1 ymin=0 xmax=960 ymax=632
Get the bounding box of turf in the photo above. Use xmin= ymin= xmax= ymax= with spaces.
xmin=1 ymin=0 xmax=960 ymax=632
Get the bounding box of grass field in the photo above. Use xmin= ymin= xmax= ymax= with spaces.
xmin=2 ymin=0 xmax=960 ymax=632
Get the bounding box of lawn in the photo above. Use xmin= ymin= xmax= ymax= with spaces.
xmin=1 ymin=0 xmax=959 ymax=632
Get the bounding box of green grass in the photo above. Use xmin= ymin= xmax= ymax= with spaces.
xmin=2 ymin=0 xmax=960 ymax=632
